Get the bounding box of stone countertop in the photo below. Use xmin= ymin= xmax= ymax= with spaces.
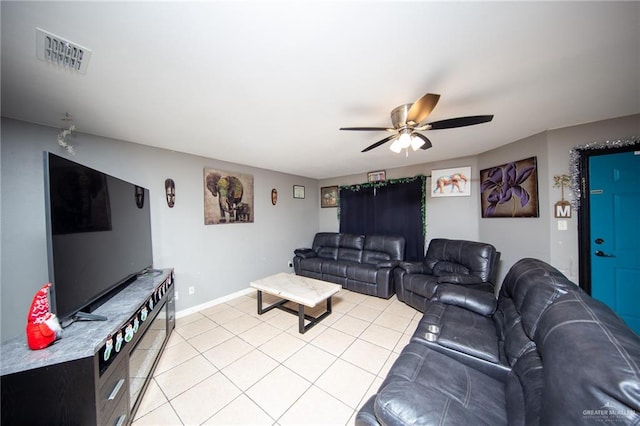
xmin=0 ymin=269 xmax=171 ymax=376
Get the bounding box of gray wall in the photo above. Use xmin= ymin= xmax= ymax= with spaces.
xmin=3 ymin=114 xmax=638 ymax=341
xmin=1 ymin=118 xmax=319 ymax=341
xmin=320 ymin=114 xmax=640 ymax=289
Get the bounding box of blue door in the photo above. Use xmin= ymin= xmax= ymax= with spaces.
xmin=589 ymin=150 xmax=640 ymax=334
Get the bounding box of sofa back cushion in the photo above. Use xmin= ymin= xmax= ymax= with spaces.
xmin=499 ymin=258 xmax=576 ymax=338
xmin=362 ymin=235 xmax=405 ymax=265
xmin=312 ymin=232 xmax=340 ymax=260
xmin=534 ymin=291 xmax=640 ymax=425
xmin=424 ymin=239 xmax=498 ymax=282
xmin=505 ymin=348 xmax=544 ymax=426
xmin=338 ymin=234 xmax=365 ymax=263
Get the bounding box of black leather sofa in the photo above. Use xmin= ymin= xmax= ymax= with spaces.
xmin=357 ymin=258 xmax=640 ymax=425
xmin=394 ymin=238 xmax=500 ymax=312
xmin=293 ymin=232 xmax=405 ymax=298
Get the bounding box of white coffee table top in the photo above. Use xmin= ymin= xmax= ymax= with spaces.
xmin=250 ymin=273 xmax=341 ymax=308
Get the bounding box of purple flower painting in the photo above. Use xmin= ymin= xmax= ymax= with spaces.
xmin=480 ymin=157 xmax=539 ymax=218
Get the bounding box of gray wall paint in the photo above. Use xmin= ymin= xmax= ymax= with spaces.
xmin=1 ymin=118 xmax=319 ymax=341
xmin=320 ymin=114 xmax=640 ymax=290
xmin=3 ymin=114 xmax=638 ymax=341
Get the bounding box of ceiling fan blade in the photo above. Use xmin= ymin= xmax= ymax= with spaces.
xmin=413 ymin=133 xmax=433 ymax=150
xmin=406 ymin=93 xmax=440 ymax=125
xmin=427 ymin=115 xmax=494 ymax=130
xmin=361 ymin=134 xmax=397 ymax=152
xmin=340 ymin=127 xmax=391 ymax=131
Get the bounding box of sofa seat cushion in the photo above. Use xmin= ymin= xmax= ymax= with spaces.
xmin=321 ymin=259 xmax=358 ymax=277
xmin=402 ymin=274 xmax=439 ymax=300
xmin=374 ymin=342 xmax=507 ymax=426
xmin=346 ymin=263 xmax=379 ymax=282
xmin=412 ymin=304 xmax=502 ymax=364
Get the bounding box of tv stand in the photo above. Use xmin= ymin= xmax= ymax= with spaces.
xmin=73 ymin=311 xmax=108 ymax=321
xmin=1 ymin=268 xmax=175 ymax=426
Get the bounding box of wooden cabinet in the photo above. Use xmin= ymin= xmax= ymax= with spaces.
xmin=1 ymin=269 xmax=175 ymax=425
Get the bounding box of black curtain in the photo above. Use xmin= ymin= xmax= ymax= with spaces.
xmin=339 ymin=176 xmax=425 ymax=261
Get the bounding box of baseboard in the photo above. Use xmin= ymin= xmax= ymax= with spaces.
xmin=175 ymin=287 xmax=254 ymax=318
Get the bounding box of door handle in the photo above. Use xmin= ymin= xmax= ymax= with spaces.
xmin=595 ymin=250 xmax=615 ymax=258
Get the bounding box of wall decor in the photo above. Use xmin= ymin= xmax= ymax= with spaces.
xmin=431 ymin=166 xmax=471 ymax=197
xmin=480 ymin=156 xmax=539 ymax=218
xmin=321 ymin=186 xmax=339 ymax=208
xmin=293 ymin=185 xmax=305 ymax=199
xmin=165 ymin=178 xmax=175 ymax=208
xmin=203 ymin=169 xmax=254 ymax=224
xmin=367 ymin=170 xmax=386 ymax=182
xmin=271 ymin=188 xmax=278 ymax=206
xmin=553 ymin=174 xmax=571 ymax=218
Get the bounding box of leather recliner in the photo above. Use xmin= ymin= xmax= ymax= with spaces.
xmin=293 ymin=232 xmax=405 ymax=298
xmin=394 ymin=238 xmax=500 ymax=312
xmin=357 ymin=258 xmax=640 ymax=425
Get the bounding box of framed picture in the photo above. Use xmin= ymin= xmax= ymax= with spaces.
xmin=480 ymin=156 xmax=539 ymax=218
xmin=367 ymin=170 xmax=386 ymax=182
xmin=203 ymin=168 xmax=254 ymax=224
xmin=431 ymin=166 xmax=472 ymax=197
xmin=293 ymin=185 xmax=305 ymax=199
xmin=321 ymin=186 xmax=339 ymax=208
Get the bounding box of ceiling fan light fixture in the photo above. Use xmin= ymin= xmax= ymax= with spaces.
xmin=390 ymin=129 xmax=413 ymax=153
xmin=389 ymin=138 xmax=403 ymax=153
xmin=411 ymin=136 xmax=425 ymax=151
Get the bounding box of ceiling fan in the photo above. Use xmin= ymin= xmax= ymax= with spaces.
xmin=340 ymin=93 xmax=494 ymax=153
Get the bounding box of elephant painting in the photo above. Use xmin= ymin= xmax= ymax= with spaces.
xmin=204 ymin=169 xmax=254 ymax=224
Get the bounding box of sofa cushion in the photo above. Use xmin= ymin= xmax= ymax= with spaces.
xmin=312 ymin=232 xmax=340 ymax=259
xmin=504 ymin=348 xmax=544 ymax=426
xmin=346 ymin=263 xmax=378 ymax=282
xmin=374 ymin=342 xmax=508 ymax=426
xmin=321 ymin=259 xmax=355 ymax=277
xmin=433 ymin=261 xmax=470 ymax=276
xmin=500 ymin=258 xmax=576 ymax=338
xmin=412 ymin=304 xmax=501 ymax=364
xmin=424 ymin=239 xmax=498 ymax=283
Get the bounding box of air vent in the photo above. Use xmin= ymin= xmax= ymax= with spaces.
xmin=36 ymin=28 xmax=92 ymax=74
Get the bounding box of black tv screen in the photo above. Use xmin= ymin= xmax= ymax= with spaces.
xmin=44 ymin=152 xmax=153 ymax=324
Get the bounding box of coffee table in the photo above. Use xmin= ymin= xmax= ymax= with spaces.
xmin=250 ymin=273 xmax=341 ymax=333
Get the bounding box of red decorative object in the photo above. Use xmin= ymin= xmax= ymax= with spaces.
xmin=26 ymin=283 xmax=62 ymax=350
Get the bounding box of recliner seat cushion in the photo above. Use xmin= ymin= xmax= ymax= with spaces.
xmin=412 ymin=303 xmax=502 ymax=364
xmin=373 ymin=342 xmax=508 ymax=426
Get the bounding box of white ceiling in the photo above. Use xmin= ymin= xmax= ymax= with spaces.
xmin=2 ymin=1 xmax=638 ymax=179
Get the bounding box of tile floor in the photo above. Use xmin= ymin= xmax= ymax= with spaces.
xmin=132 ymin=288 xmax=421 ymax=425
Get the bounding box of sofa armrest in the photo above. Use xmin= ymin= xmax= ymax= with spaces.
xmin=434 ymin=284 xmax=497 ymax=316
xmin=294 ymin=248 xmax=316 ymax=259
xmin=436 ymin=274 xmax=485 ymax=285
xmin=399 ymin=261 xmax=427 ymax=274
xmin=377 ymin=260 xmax=399 ymax=268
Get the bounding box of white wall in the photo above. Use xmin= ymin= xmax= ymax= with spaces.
xmin=1 ymin=118 xmax=319 ymax=341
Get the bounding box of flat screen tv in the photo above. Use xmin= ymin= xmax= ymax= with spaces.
xmin=44 ymin=152 xmax=153 ymax=325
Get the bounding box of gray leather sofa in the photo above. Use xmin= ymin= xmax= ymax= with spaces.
xmin=394 ymin=238 xmax=500 ymax=312
xmin=357 ymin=258 xmax=640 ymax=425
xmin=293 ymin=232 xmax=405 ymax=298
